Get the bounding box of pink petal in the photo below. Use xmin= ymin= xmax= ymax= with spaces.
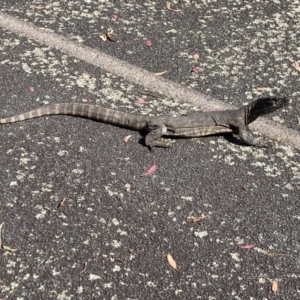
xmin=191 ymin=66 xmax=200 ymax=72
xmin=145 ymin=39 xmax=152 ymax=47
xmin=135 ymin=99 xmax=148 ymax=104
xmin=28 ymin=86 xmax=35 ymax=92
xmin=239 ymin=244 xmax=255 ymax=249
xmin=140 ymin=163 xmax=157 ymax=177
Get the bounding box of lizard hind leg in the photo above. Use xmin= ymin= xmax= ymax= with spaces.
xmin=145 ymin=123 xmax=170 ymax=148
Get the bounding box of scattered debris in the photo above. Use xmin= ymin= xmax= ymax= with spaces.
xmin=123 ymin=135 xmax=132 ymax=143
xmin=191 ymin=66 xmax=200 ymax=73
xmin=293 ymin=61 xmax=300 ymax=72
xmin=271 ymin=280 xmax=278 ymax=293
xmin=0 ymin=223 xmax=18 ymax=252
xmin=145 ymin=39 xmax=152 ymax=47
xmin=238 ymin=244 xmax=255 ymax=250
xmin=166 ymin=2 xmax=182 ymax=12
xmin=140 ymin=163 xmax=157 ymax=177
xmin=154 ymin=70 xmax=168 ymax=76
xmin=256 ymin=87 xmax=265 ymax=91
xmin=58 ymin=197 xmax=67 ymax=208
xmin=135 ymin=99 xmax=148 ymax=104
xmin=189 ymin=215 xmax=210 ymax=223
xmin=141 ymin=91 xmax=164 ymax=99
xmin=166 ymin=253 xmax=177 ymax=270
xmin=80 ymin=262 xmax=87 ymax=274
xmin=99 ymin=28 xmax=117 ymax=42
xmin=193 ymin=53 xmax=199 ymax=61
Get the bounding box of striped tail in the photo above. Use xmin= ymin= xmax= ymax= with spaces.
xmin=0 ymin=103 xmax=148 ymax=130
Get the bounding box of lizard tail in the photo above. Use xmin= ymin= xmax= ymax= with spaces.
xmin=0 ymin=103 xmax=148 ymax=130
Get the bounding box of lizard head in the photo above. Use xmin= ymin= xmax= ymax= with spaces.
xmin=246 ymin=97 xmax=291 ymax=124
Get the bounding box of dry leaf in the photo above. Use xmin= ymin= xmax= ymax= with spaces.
xmin=256 ymin=87 xmax=265 ymax=91
xmin=135 ymin=99 xmax=148 ymax=104
xmin=80 ymin=262 xmax=87 ymax=274
xmin=58 ymin=197 xmax=67 ymax=208
xmin=271 ymin=280 xmax=278 ymax=293
xmin=239 ymin=244 xmax=255 ymax=250
xmin=106 ymin=28 xmax=117 ymax=42
xmin=0 ymin=222 xmax=3 ymax=249
xmin=140 ymin=163 xmax=157 ymax=177
xmin=166 ymin=2 xmax=182 ymax=12
xmin=2 ymin=245 xmax=18 ymax=252
xmin=189 ymin=215 xmax=209 ymax=223
xmin=99 ymin=29 xmax=117 ymax=42
xmin=193 ymin=53 xmax=199 ymax=61
xmin=99 ymin=34 xmax=107 ymax=41
xmin=167 ymin=254 xmax=177 ymax=269
xmin=293 ymin=61 xmax=300 ymax=72
xmin=154 ymin=70 xmax=168 ymax=76
xmin=123 ymin=135 xmax=132 ymax=143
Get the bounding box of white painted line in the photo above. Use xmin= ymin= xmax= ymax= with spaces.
xmin=0 ymin=12 xmax=299 ymax=149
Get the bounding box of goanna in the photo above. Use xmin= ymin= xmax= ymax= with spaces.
xmin=0 ymin=97 xmax=291 ymax=148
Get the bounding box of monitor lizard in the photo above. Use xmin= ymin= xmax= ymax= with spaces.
xmin=0 ymin=97 xmax=291 ymax=148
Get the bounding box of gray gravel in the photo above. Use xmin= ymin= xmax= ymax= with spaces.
xmin=0 ymin=1 xmax=299 ymax=299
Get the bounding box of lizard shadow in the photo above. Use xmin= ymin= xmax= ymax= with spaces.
xmin=222 ymin=133 xmax=246 ymax=146
xmin=137 ymin=132 xmax=247 ymax=148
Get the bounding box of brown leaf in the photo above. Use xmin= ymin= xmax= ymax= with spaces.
xmin=79 ymin=262 xmax=87 ymax=274
xmin=140 ymin=163 xmax=157 ymax=177
xmin=166 ymin=253 xmax=177 ymax=269
xmin=154 ymin=70 xmax=168 ymax=76
xmin=123 ymin=135 xmax=132 ymax=143
xmin=271 ymin=280 xmax=278 ymax=293
xmin=58 ymin=197 xmax=67 ymax=208
xmin=293 ymin=61 xmax=300 ymax=72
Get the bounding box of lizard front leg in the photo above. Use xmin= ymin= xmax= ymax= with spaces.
xmin=145 ymin=123 xmax=170 ymax=148
xmin=238 ymin=126 xmax=269 ymax=147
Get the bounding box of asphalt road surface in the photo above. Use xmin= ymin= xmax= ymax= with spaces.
xmin=0 ymin=1 xmax=299 ymax=299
